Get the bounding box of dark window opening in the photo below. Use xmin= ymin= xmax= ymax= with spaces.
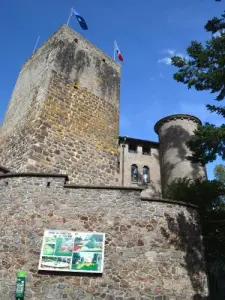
xmin=47 ymin=182 xmax=51 ymax=187
xmin=142 ymin=146 xmax=151 ymax=155
xmin=74 ymin=38 xmax=78 ymax=43
xmin=131 ymin=164 xmax=138 ymax=182
xmin=117 ymin=160 xmax=120 ymax=173
xmin=143 ymin=166 xmax=150 ymax=183
xmin=129 ymin=144 xmax=137 ymax=153
xmin=102 ymin=58 xmax=106 ymax=63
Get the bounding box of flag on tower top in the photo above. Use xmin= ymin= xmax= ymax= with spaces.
xmin=67 ymin=8 xmax=88 ymax=30
xmin=114 ymin=41 xmax=123 ymax=62
xmin=72 ymin=9 xmax=88 ymax=30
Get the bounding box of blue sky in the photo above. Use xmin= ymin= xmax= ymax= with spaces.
xmin=0 ymin=0 xmax=224 ymax=179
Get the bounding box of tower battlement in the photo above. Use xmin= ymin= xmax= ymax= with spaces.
xmin=0 ymin=25 xmax=121 ymax=184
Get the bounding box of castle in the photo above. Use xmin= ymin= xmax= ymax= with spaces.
xmin=0 ymin=25 xmax=209 ymax=300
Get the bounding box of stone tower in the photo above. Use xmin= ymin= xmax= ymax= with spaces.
xmin=0 ymin=25 xmax=121 ymax=184
xmin=154 ymin=114 xmax=206 ymax=196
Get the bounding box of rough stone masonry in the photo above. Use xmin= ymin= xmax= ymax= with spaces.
xmin=0 ymin=175 xmax=208 ymax=300
xmin=0 ymin=24 xmax=209 ymax=300
xmin=0 ymin=25 xmax=120 ymax=185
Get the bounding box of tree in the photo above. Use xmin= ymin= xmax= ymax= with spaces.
xmin=166 ymin=177 xmax=225 ymax=210
xmin=72 ymin=253 xmax=81 ymax=265
xmin=166 ymin=177 xmax=225 ymax=271
xmin=214 ymin=164 xmax=225 ymax=183
xmin=171 ymin=10 xmax=225 ymax=164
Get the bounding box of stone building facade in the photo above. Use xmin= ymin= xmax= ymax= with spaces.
xmin=0 ymin=25 xmax=120 ymax=185
xmin=0 ymin=25 xmax=209 ymax=299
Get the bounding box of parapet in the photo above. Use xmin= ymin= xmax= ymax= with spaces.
xmin=154 ymin=114 xmax=202 ymax=134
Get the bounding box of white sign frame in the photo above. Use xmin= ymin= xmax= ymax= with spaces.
xmin=38 ymin=229 xmax=105 ymax=273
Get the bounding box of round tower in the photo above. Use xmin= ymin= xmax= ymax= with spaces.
xmin=154 ymin=114 xmax=206 ymax=196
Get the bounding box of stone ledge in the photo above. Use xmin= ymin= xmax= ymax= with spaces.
xmin=0 ymin=172 xmax=69 ymax=182
xmin=0 ymin=166 xmax=10 ymax=174
xmin=141 ymin=196 xmax=200 ymax=209
xmin=119 ymin=136 xmax=159 ymax=147
xmin=64 ymin=184 xmax=143 ymax=191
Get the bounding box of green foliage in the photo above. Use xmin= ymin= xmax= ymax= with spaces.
xmin=214 ymin=164 xmax=225 ymax=183
xmin=172 ymin=29 xmax=225 ymax=101
xmin=172 ymin=10 xmax=225 ymax=164
xmin=166 ymin=177 xmax=225 ymax=209
xmin=186 ymin=123 xmax=225 ymax=164
xmin=166 ymin=177 xmax=225 ymax=270
xmin=72 ymin=253 xmax=81 ymax=264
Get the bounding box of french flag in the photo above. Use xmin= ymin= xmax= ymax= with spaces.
xmin=114 ymin=41 xmax=123 ymax=62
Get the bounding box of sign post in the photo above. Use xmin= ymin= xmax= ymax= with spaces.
xmin=15 ymin=271 xmax=27 ymax=299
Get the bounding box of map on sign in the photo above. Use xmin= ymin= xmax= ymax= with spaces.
xmin=38 ymin=230 xmax=105 ymax=273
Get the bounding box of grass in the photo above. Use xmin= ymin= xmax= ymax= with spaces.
xmin=71 ymin=263 xmax=98 ymax=271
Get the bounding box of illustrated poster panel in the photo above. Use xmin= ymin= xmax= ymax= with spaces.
xmin=38 ymin=230 xmax=105 ymax=273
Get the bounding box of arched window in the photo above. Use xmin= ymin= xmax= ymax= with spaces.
xmin=143 ymin=166 xmax=150 ymax=183
xmin=131 ymin=164 xmax=138 ymax=182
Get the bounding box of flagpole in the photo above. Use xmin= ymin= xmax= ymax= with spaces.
xmin=66 ymin=8 xmax=73 ymax=26
xmin=114 ymin=41 xmax=116 ymax=61
xmin=32 ymin=36 xmax=40 ymax=54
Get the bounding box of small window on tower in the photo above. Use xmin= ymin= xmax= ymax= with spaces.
xmin=131 ymin=164 xmax=138 ymax=182
xmin=142 ymin=146 xmax=151 ymax=155
xmin=128 ymin=144 xmax=137 ymax=153
xmin=117 ymin=160 xmax=120 ymax=173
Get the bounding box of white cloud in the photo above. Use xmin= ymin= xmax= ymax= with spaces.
xmin=158 ymin=49 xmax=187 ymax=65
xmin=213 ymin=29 xmax=225 ymax=38
xmin=167 ymin=49 xmax=176 ymax=56
xmin=158 ymin=57 xmax=172 ymax=65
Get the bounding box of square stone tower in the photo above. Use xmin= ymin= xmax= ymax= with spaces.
xmin=0 ymin=25 xmax=121 ymax=184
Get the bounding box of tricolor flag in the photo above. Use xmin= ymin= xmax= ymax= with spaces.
xmin=67 ymin=8 xmax=88 ymax=30
xmin=114 ymin=41 xmax=123 ymax=62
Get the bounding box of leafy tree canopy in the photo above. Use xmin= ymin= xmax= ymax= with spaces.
xmin=214 ymin=164 xmax=225 ymax=183
xmin=166 ymin=177 xmax=225 ymax=270
xmin=171 ymin=10 xmax=225 ymax=164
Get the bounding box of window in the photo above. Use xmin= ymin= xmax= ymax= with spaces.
xmin=128 ymin=144 xmax=137 ymax=153
xmin=142 ymin=146 xmax=151 ymax=155
xmin=117 ymin=160 xmax=120 ymax=173
xmin=131 ymin=164 xmax=138 ymax=182
xmin=143 ymin=166 xmax=150 ymax=183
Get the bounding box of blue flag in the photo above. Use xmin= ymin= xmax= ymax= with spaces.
xmin=72 ymin=9 xmax=88 ymax=30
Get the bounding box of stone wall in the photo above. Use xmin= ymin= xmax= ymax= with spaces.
xmin=0 ymin=174 xmax=208 ymax=300
xmin=0 ymin=25 xmax=120 ymax=184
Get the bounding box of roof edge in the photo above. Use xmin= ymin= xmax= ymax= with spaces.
xmin=154 ymin=114 xmax=202 ymax=134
